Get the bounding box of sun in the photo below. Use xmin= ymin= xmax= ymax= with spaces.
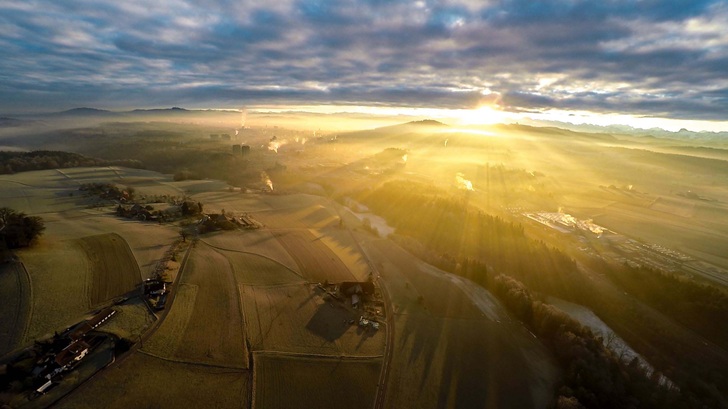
xmin=454 ymin=104 xmax=510 ymax=126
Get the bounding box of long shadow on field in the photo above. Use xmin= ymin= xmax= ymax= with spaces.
xmin=306 ymin=303 xmax=355 ymax=342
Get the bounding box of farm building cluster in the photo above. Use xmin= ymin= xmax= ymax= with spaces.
xmin=116 ymin=200 xmax=203 ymax=222
xmin=1 ymin=308 xmax=116 ymax=397
xmin=143 ymin=278 xmax=169 ymax=310
xmin=197 ymin=212 xmax=261 ymax=232
xmin=320 ymin=281 xmax=384 ymax=331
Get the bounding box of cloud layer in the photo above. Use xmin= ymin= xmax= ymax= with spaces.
xmin=1 ymin=0 xmax=727 ymax=121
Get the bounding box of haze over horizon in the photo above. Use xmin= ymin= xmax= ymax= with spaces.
xmin=2 ymin=0 xmax=728 ymax=132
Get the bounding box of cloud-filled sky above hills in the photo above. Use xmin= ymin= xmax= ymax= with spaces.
xmin=1 ymin=0 xmax=728 ymax=130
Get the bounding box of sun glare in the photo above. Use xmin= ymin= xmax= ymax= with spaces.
xmin=454 ymin=105 xmax=510 ymax=126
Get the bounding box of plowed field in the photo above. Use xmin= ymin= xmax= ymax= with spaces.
xmin=18 ymin=239 xmax=90 ymax=340
xmin=57 ymin=353 xmax=249 ymax=409
xmin=79 ymin=233 xmax=141 ymax=306
xmin=0 ymin=262 xmax=31 ymax=355
xmin=253 ymin=353 xmax=380 ymax=409
xmin=241 ymin=284 xmax=384 ymax=356
xmin=201 ymin=230 xmax=301 ymax=276
xmin=272 ymin=229 xmax=355 ymax=283
xmin=172 ymin=243 xmax=248 ymax=368
xmin=142 ymin=283 xmax=198 ymax=358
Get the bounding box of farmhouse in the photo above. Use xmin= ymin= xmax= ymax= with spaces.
xmin=29 ymin=308 xmax=116 ymax=394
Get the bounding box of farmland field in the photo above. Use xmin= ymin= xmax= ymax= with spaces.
xmin=173 ymin=243 xmax=248 ymax=368
xmin=192 ymin=191 xmax=274 ymax=215
xmin=57 ymin=353 xmax=249 ymax=409
xmin=15 ymin=232 xmax=143 ymax=343
xmin=241 ymin=283 xmax=384 ymax=356
xmin=201 ymin=230 xmax=301 ymax=276
xmin=0 ymin=262 xmax=31 ymax=356
xmin=17 ymin=239 xmax=91 ymax=341
xmin=312 ymin=227 xmax=371 ymax=281
xmin=252 ymin=195 xmax=340 ymax=230
xmin=96 ymin=297 xmax=154 ymax=341
xmin=252 ymin=352 xmax=380 ymax=409
xmin=142 ymin=283 xmax=198 ymax=358
xmin=78 ymin=233 xmax=141 ymax=306
xmin=272 ymin=229 xmax=355 ymax=283
xmin=225 ymin=251 xmax=304 ymax=286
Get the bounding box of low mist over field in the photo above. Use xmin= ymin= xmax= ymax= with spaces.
xmin=3 ymin=0 xmax=728 ymax=408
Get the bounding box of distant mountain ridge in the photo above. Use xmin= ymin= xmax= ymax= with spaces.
xmin=372 ymin=119 xmax=449 ymax=132
xmin=405 ymin=119 xmax=448 ymax=127
xmin=530 ymin=119 xmax=728 ymax=143
xmin=59 ymin=107 xmax=111 ymax=115
xmin=46 ymin=107 xmax=238 ymax=117
xmin=49 ymin=107 xmax=118 ymax=118
xmin=7 ymin=106 xmax=727 ymax=144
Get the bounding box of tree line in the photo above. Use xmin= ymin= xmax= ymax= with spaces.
xmin=600 ymin=260 xmax=728 ymax=351
xmin=0 ymin=208 xmax=44 ymax=249
xmin=356 ymin=180 xmax=582 ymax=297
xmin=0 ymin=150 xmax=142 ymax=174
xmin=490 ymin=274 xmax=690 ymax=409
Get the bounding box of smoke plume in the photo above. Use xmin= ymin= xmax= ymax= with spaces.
xmin=268 ymin=139 xmax=288 ymax=153
xmin=261 ymin=172 xmax=273 ymax=191
xmin=455 ymin=172 xmax=474 ymax=191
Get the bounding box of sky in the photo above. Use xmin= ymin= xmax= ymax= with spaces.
xmin=1 ymin=0 xmax=728 ymax=131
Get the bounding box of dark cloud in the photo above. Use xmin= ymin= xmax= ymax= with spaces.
xmin=0 ymin=0 xmax=726 ymax=126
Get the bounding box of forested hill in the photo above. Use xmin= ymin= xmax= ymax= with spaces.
xmin=354 ymin=179 xmax=579 ymax=295
xmin=0 ymin=150 xmax=142 ymax=174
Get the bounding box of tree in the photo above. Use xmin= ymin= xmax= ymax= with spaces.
xmin=556 ymin=396 xmax=586 ymax=409
xmin=0 ymin=208 xmax=45 ymax=248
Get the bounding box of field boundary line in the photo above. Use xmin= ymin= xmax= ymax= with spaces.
xmin=220 ymin=248 xmax=251 ymax=370
xmin=241 ymin=281 xmax=311 ymax=288
xmin=252 ymin=350 xmax=384 ymax=360
xmin=107 ymin=166 xmax=123 ymax=179
xmin=250 ymin=348 xmax=257 ymax=409
xmin=198 ymin=239 xmax=306 ymax=280
xmin=137 ymin=349 xmax=248 ymax=370
xmin=55 ymin=168 xmax=80 ymax=185
xmin=17 ymin=261 xmax=33 ymax=345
